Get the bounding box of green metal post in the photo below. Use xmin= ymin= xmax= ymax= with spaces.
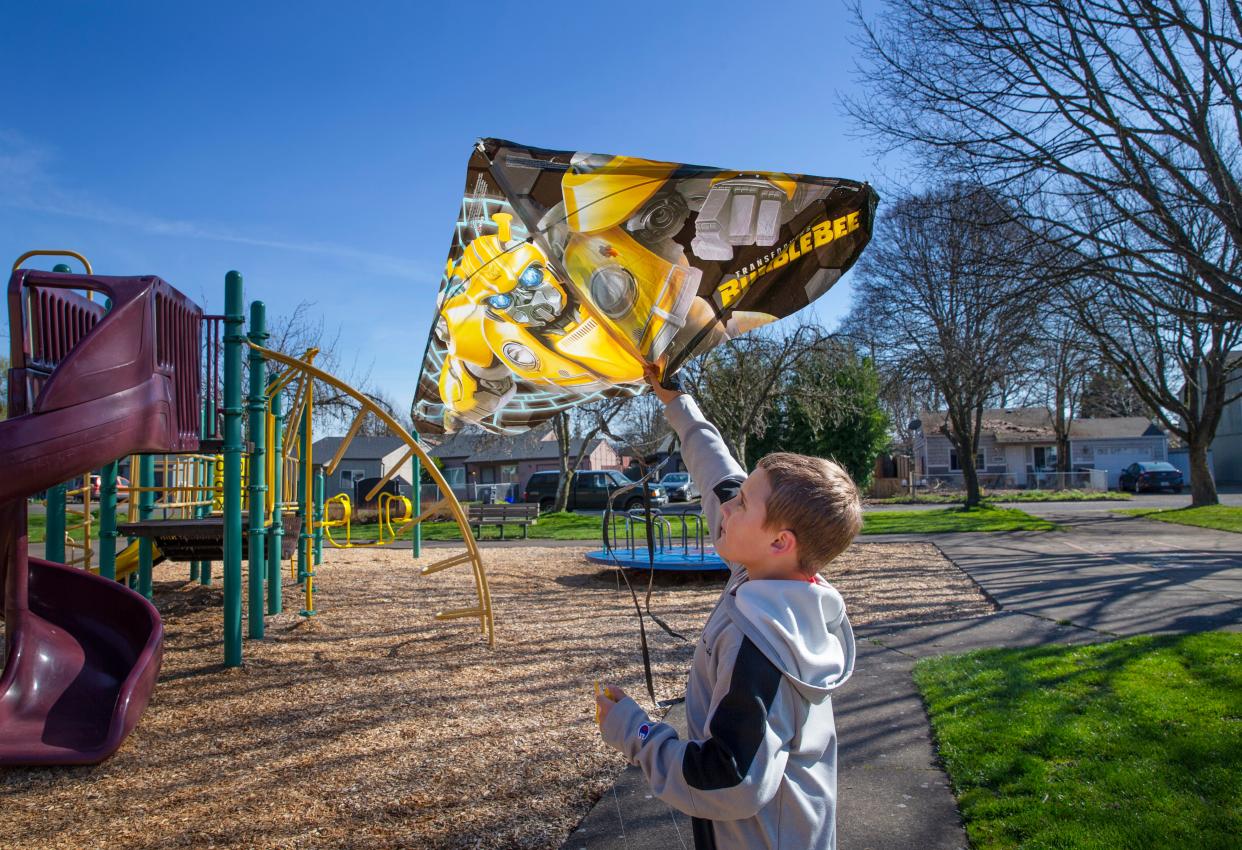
xmin=412 ymin=436 xmax=422 ymax=558
xmin=313 ymin=468 xmax=324 ymax=564
xmin=138 ymin=454 xmax=155 ymax=598
xmin=46 ymin=483 xmax=67 ymax=563
xmin=297 ymin=409 xmax=310 ymax=584
xmin=246 ymin=301 xmax=268 ymax=639
xmin=223 ymin=270 xmax=245 ymax=667
xmin=267 ymin=389 xmax=284 ymax=615
xmin=99 ymin=462 xmax=119 ymax=581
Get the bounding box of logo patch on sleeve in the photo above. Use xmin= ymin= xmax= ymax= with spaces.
xmin=637 ymin=722 xmax=652 ymax=742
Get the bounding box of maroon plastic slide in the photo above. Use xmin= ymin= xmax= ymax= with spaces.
xmin=1 ymin=269 xmax=201 ymax=765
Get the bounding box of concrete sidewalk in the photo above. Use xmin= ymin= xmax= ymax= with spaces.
xmin=562 ymin=512 xmax=1242 ymax=849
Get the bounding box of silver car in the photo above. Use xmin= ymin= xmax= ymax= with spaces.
xmin=658 ymin=472 xmax=700 ymax=502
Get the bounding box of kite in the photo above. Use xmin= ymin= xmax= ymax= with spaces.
xmin=412 ymin=138 xmax=878 ymax=434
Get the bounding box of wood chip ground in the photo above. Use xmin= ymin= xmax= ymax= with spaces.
xmin=0 ymin=541 xmax=994 ymax=849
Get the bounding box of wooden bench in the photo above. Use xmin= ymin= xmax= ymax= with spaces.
xmin=466 ymin=503 xmax=540 ymax=540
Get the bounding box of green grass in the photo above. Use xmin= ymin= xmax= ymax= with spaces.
xmin=861 ymin=505 xmax=1056 ymax=535
xmin=914 ymin=633 xmax=1242 ymax=850
xmin=350 ymin=511 xmax=605 ymax=542
xmin=1113 ymin=504 xmax=1242 ymax=534
xmin=351 ymin=505 xmax=1055 ymax=541
xmin=875 ymin=490 xmax=1131 ymax=505
xmin=27 ymin=509 xmax=130 ymax=543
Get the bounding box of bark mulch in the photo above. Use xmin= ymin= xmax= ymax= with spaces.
xmin=0 ymin=541 xmax=993 ymax=849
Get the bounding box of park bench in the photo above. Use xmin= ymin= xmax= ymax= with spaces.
xmin=466 ymin=502 xmax=540 ymax=540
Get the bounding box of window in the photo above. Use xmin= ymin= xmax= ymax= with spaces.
xmin=949 ymin=449 xmax=986 ymax=471
xmin=499 ymin=463 xmax=518 ymax=482
xmin=578 ymin=473 xmax=608 ymax=491
xmin=1033 ymin=446 xmax=1058 ymax=470
xmin=340 ymin=469 xmax=366 ymax=488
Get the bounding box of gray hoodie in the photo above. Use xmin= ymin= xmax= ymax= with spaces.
xmin=600 ymin=395 xmax=856 ymax=849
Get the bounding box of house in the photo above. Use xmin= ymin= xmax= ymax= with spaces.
xmin=1205 ymin=352 xmax=1242 ymax=484
xmin=311 ymin=435 xmax=415 ymax=503
xmin=913 ymin=409 xmax=1168 ymax=489
xmin=427 ymin=425 xmax=624 ymax=501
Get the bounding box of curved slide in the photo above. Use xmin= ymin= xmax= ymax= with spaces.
xmin=1 ymin=269 xmax=200 ymax=765
xmin=108 ymin=540 xmax=165 ymax=584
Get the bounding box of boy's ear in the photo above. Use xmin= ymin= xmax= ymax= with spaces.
xmin=770 ymin=528 xmax=797 ymax=556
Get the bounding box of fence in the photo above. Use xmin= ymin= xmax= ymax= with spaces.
xmin=917 ymin=469 xmax=1109 ymax=493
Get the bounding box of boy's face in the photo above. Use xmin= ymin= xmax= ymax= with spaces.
xmin=717 ymin=467 xmax=801 ymax=580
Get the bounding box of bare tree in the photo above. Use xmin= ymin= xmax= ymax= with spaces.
xmin=1069 ymin=263 xmax=1242 ymax=506
xmin=548 ymin=393 xmax=643 ymax=512
xmin=265 ymin=301 xmax=390 ymax=435
xmin=680 ymin=321 xmax=836 ymax=469
xmin=847 ymin=184 xmax=1041 ymax=507
xmin=1079 ymin=366 xmax=1151 ymax=419
xmin=1029 ymin=311 xmax=1096 ymax=473
xmin=848 ymin=0 xmax=1242 ymax=317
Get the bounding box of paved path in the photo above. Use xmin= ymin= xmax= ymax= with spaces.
xmin=562 ymin=512 xmax=1242 ymax=850
xmin=934 ymin=513 xmax=1242 ymax=635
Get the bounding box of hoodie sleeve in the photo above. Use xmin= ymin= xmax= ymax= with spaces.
xmin=662 ymin=394 xmax=746 ymax=547
xmin=600 ymin=627 xmax=796 ymax=821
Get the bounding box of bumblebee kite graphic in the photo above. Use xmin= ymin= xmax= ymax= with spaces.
xmin=413 ymin=139 xmax=878 ymax=434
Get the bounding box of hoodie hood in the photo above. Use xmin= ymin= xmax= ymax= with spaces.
xmin=726 ymin=578 xmax=855 ymax=703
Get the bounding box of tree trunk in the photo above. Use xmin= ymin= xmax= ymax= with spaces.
xmin=553 ymin=413 xmax=573 ymax=513
xmin=1187 ymin=439 xmax=1218 ymax=507
xmin=961 ymin=448 xmax=983 ymax=508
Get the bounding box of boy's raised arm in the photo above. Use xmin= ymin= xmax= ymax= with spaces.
xmin=643 ymin=364 xmax=745 ymax=546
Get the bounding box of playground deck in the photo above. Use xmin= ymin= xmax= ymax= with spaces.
xmin=0 ymin=541 xmax=991 ymax=849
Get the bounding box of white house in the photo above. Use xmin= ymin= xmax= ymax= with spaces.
xmin=1205 ymin=352 xmax=1242 ymax=484
xmin=913 ymin=409 xmax=1169 ymax=489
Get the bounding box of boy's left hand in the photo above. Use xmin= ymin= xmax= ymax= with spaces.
xmin=595 ymin=682 xmax=627 ymax=725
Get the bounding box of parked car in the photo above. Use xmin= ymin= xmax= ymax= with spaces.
xmin=1118 ymin=462 xmax=1184 ymax=493
xmin=523 ymin=470 xmax=667 ymax=512
xmin=86 ymin=474 xmax=131 ymax=502
xmin=657 ymin=471 xmax=700 ymax=502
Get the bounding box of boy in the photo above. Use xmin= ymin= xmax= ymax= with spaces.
xmin=595 ymin=364 xmax=861 ymax=849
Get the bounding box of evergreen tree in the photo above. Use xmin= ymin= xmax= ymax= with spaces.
xmin=752 ymin=346 xmax=891 ymax=488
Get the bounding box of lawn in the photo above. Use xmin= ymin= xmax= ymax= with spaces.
xmin=353 ymin=505 xmax=1055 ymax=541
xmin=26 ymin=509 xmax=130 ymax=543
xmin=1113 ymin=504 xmax=1242 ymax=534
xmin=351 ymin=510 xmax=605 ymax=542
xmin=874 ymin=490 xmax=1131 ymax=505
xmin=914 ymin=634 xmax=1242 ymax=850
xmin=861 ymin=506 xmax=1056 ymax=535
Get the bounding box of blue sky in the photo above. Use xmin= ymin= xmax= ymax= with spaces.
xmin=1 ymin=1 xmax=900 ymax=429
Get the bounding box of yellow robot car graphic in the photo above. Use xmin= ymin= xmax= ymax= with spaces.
xmin=436 ymin=208 xmax=700 ymax=429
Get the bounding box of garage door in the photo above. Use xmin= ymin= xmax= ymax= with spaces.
xmin=1090 ymin=445 xmax=1158 ymax=488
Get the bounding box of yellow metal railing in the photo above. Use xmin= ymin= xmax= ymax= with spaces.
xmin=249 ymin=341 xmax=493 ymax=645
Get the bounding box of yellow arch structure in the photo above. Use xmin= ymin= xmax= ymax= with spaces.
xmin=249 ymin=342 xmax=494 ymax=646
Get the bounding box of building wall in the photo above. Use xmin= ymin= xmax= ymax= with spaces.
xmin=1211 ymin=378 xmax=1242 ymax=482
xmin=324 ymin=458 xmax=384 ymax=502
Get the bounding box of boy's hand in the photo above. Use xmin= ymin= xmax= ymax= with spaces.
xmin=595 ymin=682 xmax=627 ymax=725
xmin=643 ymin=361 xmax=684 ymax=405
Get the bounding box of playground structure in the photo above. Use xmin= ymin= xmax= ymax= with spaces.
xmin=0 ymin=252 xmax=493 ymax=766
xmin=321 ymin=491 xmax=416 ymax=548
xmin=586 ymin=505 xmax=727 ymax=572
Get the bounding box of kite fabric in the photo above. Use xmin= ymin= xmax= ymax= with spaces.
xmin=412 ymin=138 xmax=878 ymax=435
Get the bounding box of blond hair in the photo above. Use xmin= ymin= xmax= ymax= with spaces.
xmin=756 ymin=453 xmax=862 ymax=575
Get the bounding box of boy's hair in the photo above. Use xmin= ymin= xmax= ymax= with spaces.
xmin=756 ymin=453 xmax=862 ymax=575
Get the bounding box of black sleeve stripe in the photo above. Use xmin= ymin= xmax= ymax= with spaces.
xmin=682 ymin=637 xmax=783 ymax=791
xmin=712 ymin=475 xmax=745 ymax=507
xmin=691 ymin=817 xmax=717 ymax=849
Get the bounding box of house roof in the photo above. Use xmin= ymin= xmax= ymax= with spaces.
xmin=428 ymin=425 xmax=607 ymax=464
xmin=311 ymin=435 xmax=407 ymax=465
xmin=918 ymin=409 xmax=1163 ymax=443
